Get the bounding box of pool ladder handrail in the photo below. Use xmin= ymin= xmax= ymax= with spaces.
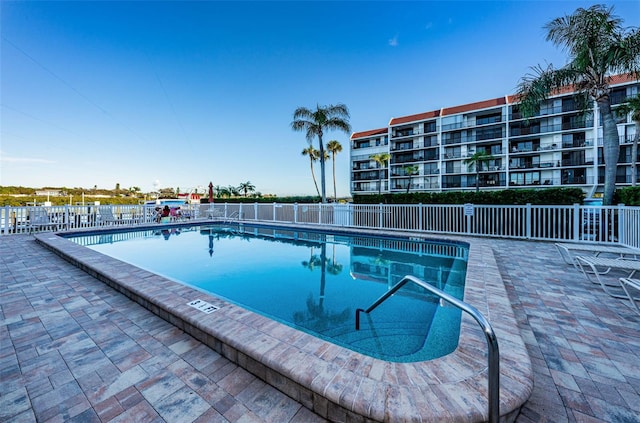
xmin=355 ymin=275 xmax=500 ymax=423
xmin=222 ymin=211 xmax=240 ymax=223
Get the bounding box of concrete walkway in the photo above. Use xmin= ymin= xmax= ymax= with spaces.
xmin=1 ymin=235 xmax=639 ymax=422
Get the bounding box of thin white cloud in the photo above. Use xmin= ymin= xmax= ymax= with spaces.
xmin=388 ymin=35 xmax=399 ymax=47
xmin=0 ymin=151 xmax=55 ymax=164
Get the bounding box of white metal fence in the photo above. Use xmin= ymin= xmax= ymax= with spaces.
xmin=1 ymin=204 xmax=173 ymax=235
xmin=2 ymin=202 xmax=639 ymax=249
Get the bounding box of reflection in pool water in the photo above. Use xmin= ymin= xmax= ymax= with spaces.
xmin=68 ymin=224 xmax=468 ymax=362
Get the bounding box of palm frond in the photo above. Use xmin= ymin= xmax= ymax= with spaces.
xmin=326 ymin=140 xmax=343 ymax=154
xmin=615 ymin=94 xmax=640 ymax=122
xmin=292 ymin=107 xmax=313 ymax=120
xmin=325 ymin=117 xmax=352 ymax=134
xmin=610 ymin=28 xmax=640 ymax=76
xmin=516 ymin=64 xmax=575 ymax=119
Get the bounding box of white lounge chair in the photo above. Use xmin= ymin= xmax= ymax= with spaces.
xmin=555 ymin=242 xmax=640 ymax=271
xmin=207 ymin=207 xmax=225 ymax=219
xmin=619 ymin=278 xmax=640 ymax=314
xmin=575 ymin=255 xmax=640 ymax=299
xmin=28 ymin=208 xmax=61 ymax=233
xmin=98 ymin=206 xmax=120 ymax=225
xmin=98 ymin=206 xmax=136 ymax=225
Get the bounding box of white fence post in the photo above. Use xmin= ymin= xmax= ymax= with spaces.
xmin=618 ymin=203 xmax=625 ymax=245
xmin=65 ymin=205 xmax=70 ymax=231
xmin=3 ymin=206 xmax=8 ymax=235
xmin=572 ymin=203 xmax=581 ymax=241
xmin=294 ymin=203 xmax=298 ymax=224
xmin=526 ymin=203 xmax=532 ymax=239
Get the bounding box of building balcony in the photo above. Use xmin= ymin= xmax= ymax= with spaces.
xmin=510 ymin=179 xmax=554 ymax=187
xmin=596 ymin=135 xmax=637 ymax=146
xmin=478 ymin=166 xmax=506 ymax=172
xmin=391 ymin=128 xmax=423 ymax=138
xmin=561 ymin=159 xmax=591 ymax=167
xmin=510 ymin=120 xmax=593 ymax=137
xmin=598 ymin=175 xmax=640 ymax=184
xmin=561 ymin=140 xmax=590 ymax=148
xmin=391 ymin=145 xmax=415 ymax=152
xmin=510 ymin=161 xmax=557 ymax=170
xmin=352 ymin=173 xmax=381 ymax=181
xmin=391 ymin=155 xmax=424 ymax=164
xmin=441 ymin=118 xmax=503 ymax=132
xmin=353 ymin=142 xmax=388 ymax=150
xmin=509 ymin=105 xmax=591 ymax=120
xmin=442 ymin=153 xmax=462 ymax=160
xmin=560 ymin=176 xmax=592 ymax=185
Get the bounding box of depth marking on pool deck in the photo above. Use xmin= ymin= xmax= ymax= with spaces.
xmin=187 ymin=299 xmax=219 ymax=314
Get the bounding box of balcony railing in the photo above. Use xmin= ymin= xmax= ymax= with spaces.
xmin=561 ymin=176 xmax=592 ymax=185
xmin=353 ymin=164 xmax=374 ymax=171
xmin=391 ymin=128 xmax=423 ymax=138
xmin=509 ymin=104 xmax=592 ymax=120
xmin=597 ymin=135 xmax=637 ymax=146
xmin=510 ymin=161 xmax=557 ymax=170
xmin=442 ymin=153 xmax=462 ymax=160
xmin=441 ymin=118 xmax=503 ymax=131
xmin=391 ymin=156 xmax=424 ymax=164
xmin=510 ymin=120 xmax=594 ymax=137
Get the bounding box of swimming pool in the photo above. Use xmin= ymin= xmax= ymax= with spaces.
xmin=66 ymin=224 xmax=468 ymax=362
xmin=37 ymin=223 xmax=533 ymax=422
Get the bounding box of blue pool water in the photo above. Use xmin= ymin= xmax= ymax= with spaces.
xmin=67 ymin=224 xmax=468 ymax=362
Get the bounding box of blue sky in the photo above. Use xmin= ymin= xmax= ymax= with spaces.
xmin=2 ymin=1 xmax=639 ymax=197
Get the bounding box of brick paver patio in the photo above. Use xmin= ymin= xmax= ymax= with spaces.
xmin=1 ymin=234 xmax=639 ymax=422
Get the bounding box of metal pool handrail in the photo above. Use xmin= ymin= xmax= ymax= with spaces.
xmin=355 ymin=275 xmax=500 ymax=423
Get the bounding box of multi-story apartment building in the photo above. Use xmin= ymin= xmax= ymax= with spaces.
xmin=350 ymin=74 xmax=639 ymax=197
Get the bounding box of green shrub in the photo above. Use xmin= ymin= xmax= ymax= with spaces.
xmin=617 ymin=187 xmax=640 ymax=206
xmin=353 ymin=188 xmax=585 ymax=205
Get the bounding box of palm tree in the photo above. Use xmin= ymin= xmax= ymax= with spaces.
xmin=616 ymin=94 xmax=640 ymax=187
xmin=302 ymin=146 xmax=321 ymax=198
xmin=326 ymin=140 xmax=343 ymax=202
xmin=291 ymin=104 xmax=352 ymax=203
xmin=516 ymin=4 xmax=640 ymax=205
xmin=217 ymin=186 xmax=231 ymax=198
xmin=370 ymin=153 xmax=391 ymax=195
xmin=403 ymin=164 xmax=419 ymax=194
xmin=238 ymin=181 xmax=256 ymax=197
xmin=228 ymin=185 xmax=240 ymax=197
xmin=464 ymin=151 xmax=496 ymax=192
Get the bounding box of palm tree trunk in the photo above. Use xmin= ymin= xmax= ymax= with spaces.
xmin=318 ymin=135 xmax=327 ymax=203
xmin=309 ymin=160 xmax=321 ymax=197
xmin=378 ymin=167 xmax=383 ymax=196
xmin=319 ymin=243 xmax=327 ymax=310
xmin=632 ymin=122 xmax=639 ymax=187
xmin=332 ymin=153 xmax=337 ymax=201
xmin=599 ymin=99 xmax=621 ymax=205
